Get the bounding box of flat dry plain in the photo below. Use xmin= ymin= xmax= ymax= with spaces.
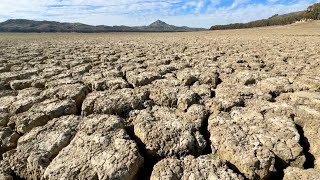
xmin=0 ymin=21 xmax=319 ymax=180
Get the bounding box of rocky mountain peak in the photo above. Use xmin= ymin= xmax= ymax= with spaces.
xmin=149 ymin=20 xmax=170 ymax=27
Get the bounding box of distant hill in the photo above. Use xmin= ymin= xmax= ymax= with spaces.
xmin=0 ymin=19 xmax=206 ymax=33
xmin=210 ymin=3 xmax=320 ymax=30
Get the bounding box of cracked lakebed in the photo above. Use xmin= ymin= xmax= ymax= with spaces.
xmin=0 ymin=26 xmax=320 ymax=180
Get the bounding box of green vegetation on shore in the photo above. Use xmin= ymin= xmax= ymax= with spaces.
xmin=210 ymin=3 xmax=320 ymax=30
xmin=306 ymin=3 xmax=320 ymax=20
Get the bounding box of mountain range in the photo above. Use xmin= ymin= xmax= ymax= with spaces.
xmin=0 ymin=19 xmax=206 ymax=33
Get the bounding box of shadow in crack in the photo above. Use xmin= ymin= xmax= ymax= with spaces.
xmin=200 ymin=115 xmax=212 ymax=155
xmin=125 ymin=126 xmax=161 ymax=180
xmin=295 ymin=124 xmax=315 ymax=169
xmin=225 ymin=161 xmax=248 ymax=180
xmin=10 ymin=171 xmax=25 ymax=180
xmin=267 ymin=156 xmax=287 ymax=180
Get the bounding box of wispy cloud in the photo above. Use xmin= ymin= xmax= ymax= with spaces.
xmin=0 ymin=0 xmax=319 ymax=28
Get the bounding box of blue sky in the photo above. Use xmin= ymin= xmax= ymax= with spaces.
xmin=0 ymin=0 xmax=319 ymax=28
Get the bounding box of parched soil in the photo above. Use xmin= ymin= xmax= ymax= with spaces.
xmin=0 ymin=22 xmax=320 ymax=180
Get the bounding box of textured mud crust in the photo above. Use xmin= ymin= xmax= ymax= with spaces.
xmin=0 ymin=22 xmax=320 ymax=179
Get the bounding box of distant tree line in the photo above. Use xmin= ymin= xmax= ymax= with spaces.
xmin=210 ymin=12 xmax=306 ymax=30
xmin=306 ymin=3 xmax=320 ymax=20
xmin=210 ymin=3 xmax=320 ymax=30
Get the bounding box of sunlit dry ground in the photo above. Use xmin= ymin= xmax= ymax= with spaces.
xmin=0 ymin=21 xmax=319 ymax=180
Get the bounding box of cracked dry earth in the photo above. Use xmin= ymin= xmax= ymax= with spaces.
xmin=0 ymin=23 xmax=320 ymax=180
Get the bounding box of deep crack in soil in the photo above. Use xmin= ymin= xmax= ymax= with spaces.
xmin=199 ymin=115 xmax=212 ymax=155
xmin=125 ymin=126 xmax=161 ymax=180
xmin=295 ymin=124 xmax=315 ymax=169
xmin=267 ymin=156 xmax=287 ymax=180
